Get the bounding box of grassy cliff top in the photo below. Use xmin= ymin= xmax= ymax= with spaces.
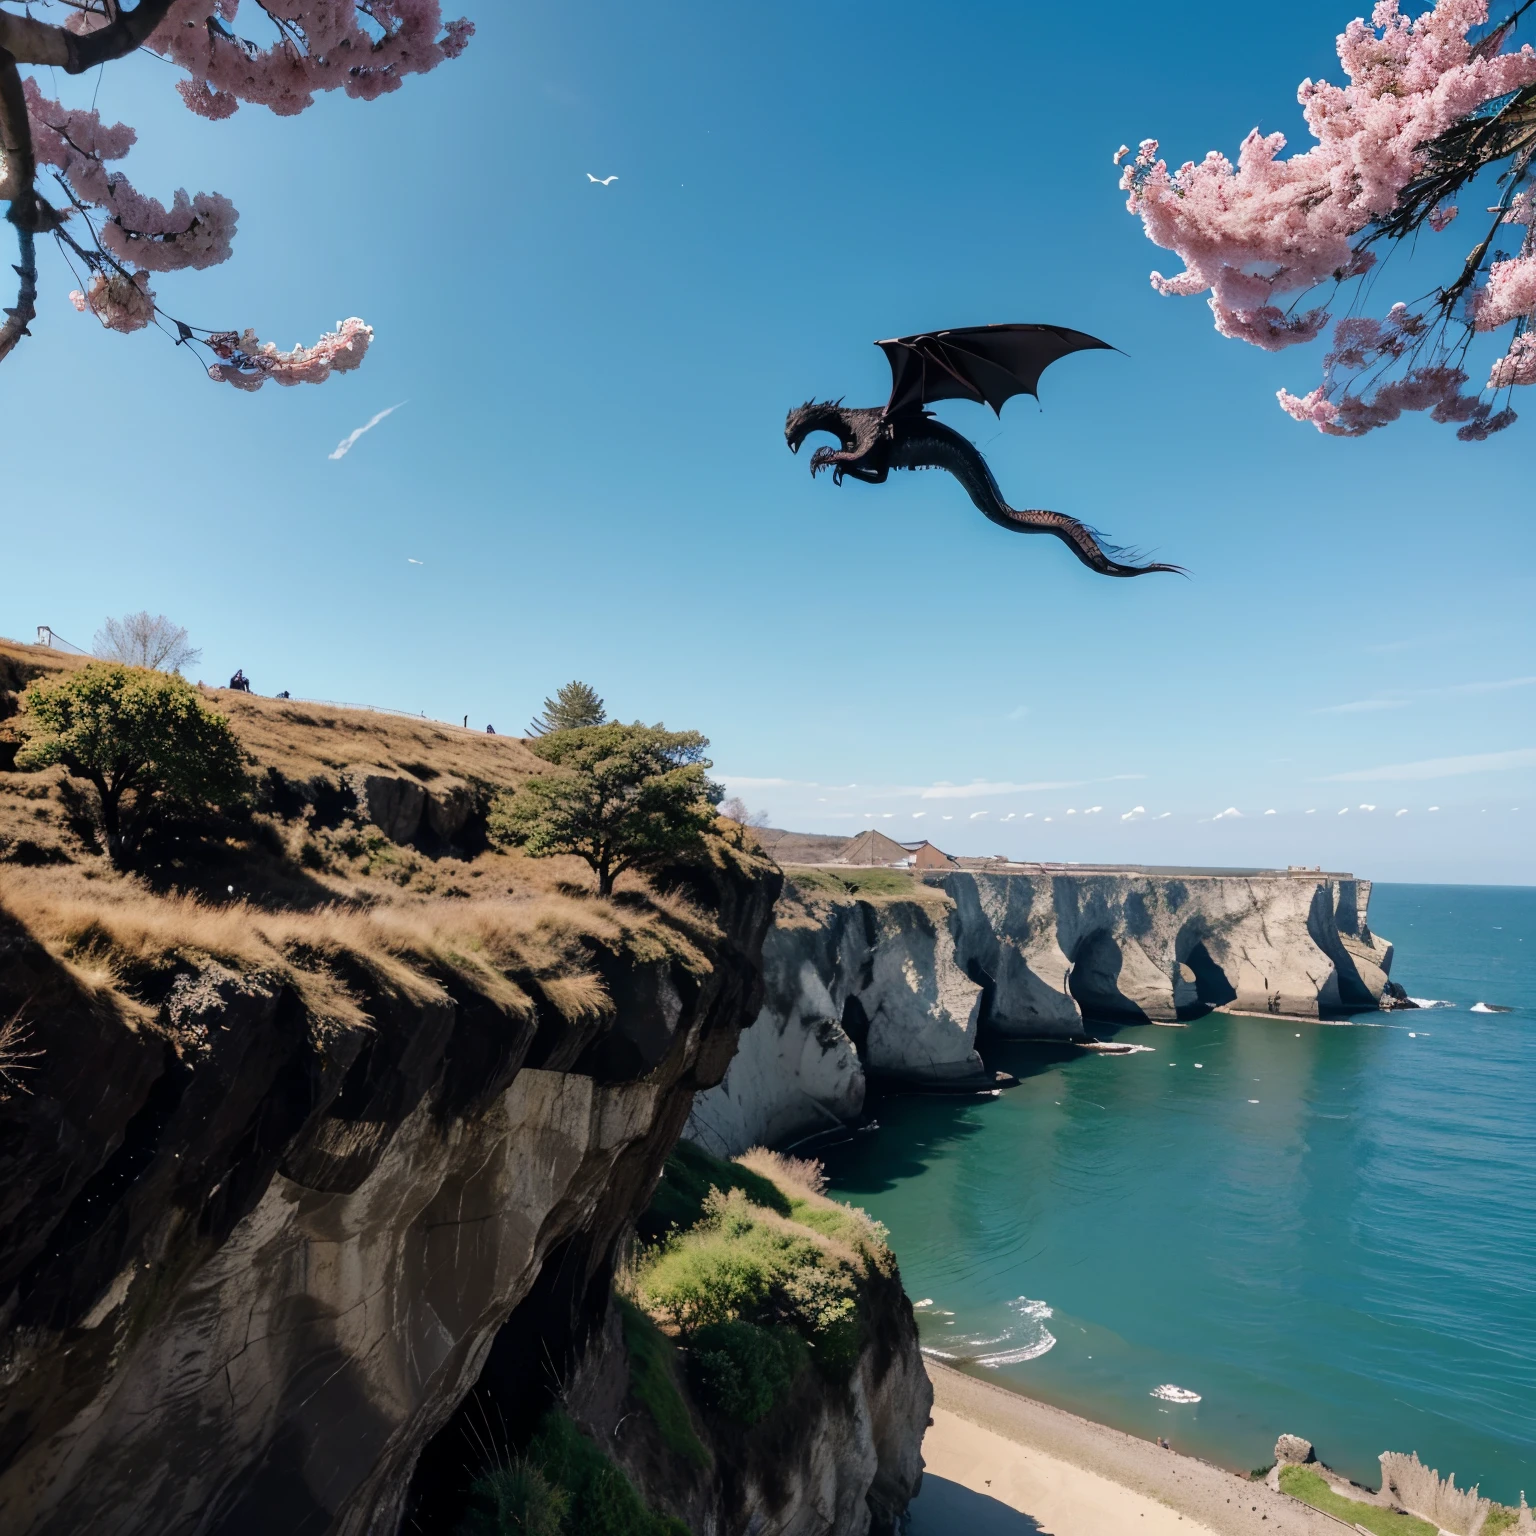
xmin=0 ymin=637 xmax=767 ymax=1044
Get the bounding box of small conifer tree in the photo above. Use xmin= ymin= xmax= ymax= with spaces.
xmin=488 ymin=724 xmax=720 ymax=896
xmin=527 ymin=681 xmax=607 ymax=736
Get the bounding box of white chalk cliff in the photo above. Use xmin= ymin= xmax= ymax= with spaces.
xmin=689 ymin=869 xmax=1392 ymax=1155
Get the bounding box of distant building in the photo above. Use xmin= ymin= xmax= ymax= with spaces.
xmin=837 ymin=831 xmax=959 ymax=869
xmin=907 ymin=840 xmax=959 ymax=871
xmin=837 ymin=829 xmax=915 ymax=866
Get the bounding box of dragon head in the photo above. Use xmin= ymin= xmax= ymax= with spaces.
xmin=784 ymin=399 xmax=856 ymax=455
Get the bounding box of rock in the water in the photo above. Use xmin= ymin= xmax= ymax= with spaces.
xmin=1275 ymin=1434 xmax=1315 ymax=1464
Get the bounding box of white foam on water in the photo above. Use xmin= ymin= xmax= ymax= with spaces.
xmin=913 ymin=1298 xmax=933 ymax=1308
xmin=974 ymin=1298 xmax=1057 ymax=1366
xmin=1150 ymin=1384 xmax=1202 ymax=1404
xmin=1409 ymin=998 xmax=1455 ymax=1009
xmin=977 ymin=1335 xmax=1057 ymax=1367
xmin=920 ymin=1347 xmax=959 ymax=1360
xmin=1471 ymin=1002 xmax=1514 ymax=1013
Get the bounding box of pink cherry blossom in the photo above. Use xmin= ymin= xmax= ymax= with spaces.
xmin=1123 ymin=0 xmax=1536 ymax=437
xmin=1123 ymin=1 xmax=1536 ymax=345
xmin=4 ymin=4 xmax=472 ymax=387
xmin=206 ymin=317 xmax=373 ymax=390
xmin=1488 ymin=331 xmax=1536 ymax=387
xmin=70 ymin=271 xmax=155 ymax=333
xmin=1472 ymin=257 xmax=1536 ymax=330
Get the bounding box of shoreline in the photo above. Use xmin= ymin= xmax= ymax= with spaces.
xmin=921 ymin=1361 xmax=1346 ymax=1536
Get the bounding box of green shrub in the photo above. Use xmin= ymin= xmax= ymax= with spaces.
xmin=617 ymin=1299 xmax=708 ymax=1469
xmin=17 ymin=663 xmax=247 ymax=865
xmin=640 ymin=1139 xmax=791 ymax=1242
xmin=459 ymin=1457 xmax=567 ymax=1535
xmin=689 ymin=1320 xmax=807 ymax=1424
xmin=1482 ymin=1507 xmax=1519 ymax=1535
xmin=1277 ymin=1465 xmax=1438 ymax=1536
xmin=636 ymin=1186 xmax=867 ymax=1383
xmin=525 ymin=1411 xmax=687 ymax=1536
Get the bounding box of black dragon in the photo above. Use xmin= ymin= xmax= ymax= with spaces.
xmin=785 ymin=323 xmax=1181 ymax=578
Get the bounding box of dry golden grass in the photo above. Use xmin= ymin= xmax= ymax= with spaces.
xmin=0 ymin=634 xmax=754 ymax=1047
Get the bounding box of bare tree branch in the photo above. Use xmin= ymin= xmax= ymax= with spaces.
xmin=0 ymin=0 xmax=177 ymax=73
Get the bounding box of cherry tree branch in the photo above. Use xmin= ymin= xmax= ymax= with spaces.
xmin=0 ymin=49 xmax=38 ymax=363
xmin=0 ymin=0 xmax=177 ymax=73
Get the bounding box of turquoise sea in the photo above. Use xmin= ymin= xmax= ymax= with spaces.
xmin=821 ymin=884 xmax=1536 ymax=1504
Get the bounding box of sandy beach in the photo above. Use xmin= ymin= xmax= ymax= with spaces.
xmin=914 ymin=1362 xmax=1345 ymax=1536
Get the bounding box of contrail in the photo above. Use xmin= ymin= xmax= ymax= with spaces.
xmin=329 ymin=402 xmax=406 ymax=460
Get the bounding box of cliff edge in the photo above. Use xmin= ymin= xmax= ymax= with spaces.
xmin=690 ymin=864 xmax=1392 ymax=1154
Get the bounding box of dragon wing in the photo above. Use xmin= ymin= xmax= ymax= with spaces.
xmin=876 ymin=323 xmax=1114 ymax=417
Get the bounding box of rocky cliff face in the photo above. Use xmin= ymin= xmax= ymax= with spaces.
xmin=0 ymin=848 xmax=780 ymax=1536
xmin=942 ymin=870 xmax=1392 ymax=1033
xmin=689 ymin=869 xmax=1392 ymax=1154
xmin=686 ymin=880 xmax=986 ymax=1157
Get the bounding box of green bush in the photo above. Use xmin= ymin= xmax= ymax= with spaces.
xmin=689 ymin=1320 xmax=807 ymax=1424
xmin=17 ymin=663 xmax=247 ymax=865
xmin=617 ymin=1299 xmax=708 ymax=1469
xmin=637 ymin=1187 xmax=864 ymax=1376
xmin=459 ymin=1457 xmax=567 ymax=1536
xmin=1277 ymin=1465 xmax=1437 ymax=1536
xmin=525 ymin=1411 xmax=687 ymax=1536
xmin=640 ymin=1139 xmax=791 ymax=1241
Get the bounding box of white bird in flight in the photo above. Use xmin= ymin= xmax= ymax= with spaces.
xmin=587 ymin=173 xmax=618 ymax=185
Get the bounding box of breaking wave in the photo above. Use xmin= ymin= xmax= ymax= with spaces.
xmin=1471 ymin=1002 xmax=1514 ymax=1014
xmin=1409 ymin=998 xmax=1455 ymax=1009
xmin=972 ymin=1297 xmax=1056 ymax=1368
xmin=1150 ymin=1384 xmax=1201 ymax=1404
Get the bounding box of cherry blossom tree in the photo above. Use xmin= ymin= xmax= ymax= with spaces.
xmin=0 ymin=2 xmax=471 ymax=387
xmin=1120 ymin=0 xmax=1536 ymax=439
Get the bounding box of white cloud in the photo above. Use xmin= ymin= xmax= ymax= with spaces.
xmin=1317 ymin=747 xmax=1536 ymax=782
xmin=1396 ymin=808 xmax=1408 ymax=816
xmin=1339 ymin=807 xmax=1349 ymax=815
xmin=1023 ymin=812 xmax=1034 ymax=819
xmin=1121 ymin=806 xmax=1146 ymax=820
xmin=1214 ymin=807 xmax=1242 ymax=820
xmin=919 ymin=779 xmax=1079 ymax=799
xmin=1429 ymin=805 xmax=1440 ymax=811
xmin=1066 ymin=809 xmax=1077 ymax=815
xmin=1002 ymin=812 xmax=1016 ymax=821
xmin=970 ymin=810 xmax=988 ymax=819
xmin=1044 ymin=816 xmax=1053 ymax=822
xmin=1086 ymin=806 xmax=1103 ymax=814
xmin=329 ymin=401 xmax=406 ymax=460
xmin=1359 ymin=803 xmax=1376 ymax=811
xmin=1315 ymin=697 xmax=1409 ymax=715
xmin=913 ymin=812 xmax=926 ymax=819
xmin=1264 ymin=809 xmax=1276 ymax=815
xmin=1442 ymin=675 xmax=1536 ymax=695
xmin=942 ymin=814 xmax=953 ymax=820
xmin=1155 ymin=811 xmax=1171 ymax=819
xmin=1305 ymin=809 xmax=1316 ymax=814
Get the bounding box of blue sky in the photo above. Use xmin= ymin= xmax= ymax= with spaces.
xmin=3 ymin=0 xmax=1532 ymax=883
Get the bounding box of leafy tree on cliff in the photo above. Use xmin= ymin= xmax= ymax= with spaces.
xmin=527 ymin=681 xmax=608 ymax=736
xmin=1119 ymin=0 xmax=1536 ymax=440
xmin=18 ymin=663 xmax=248 ymax=864
xmin=0 ymin=2 xmax=472 ymax=384
xmin=93 ymin=611 xmax=201 ymax=674
xmin=488 ymin=724 xmax=721 ymax=897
